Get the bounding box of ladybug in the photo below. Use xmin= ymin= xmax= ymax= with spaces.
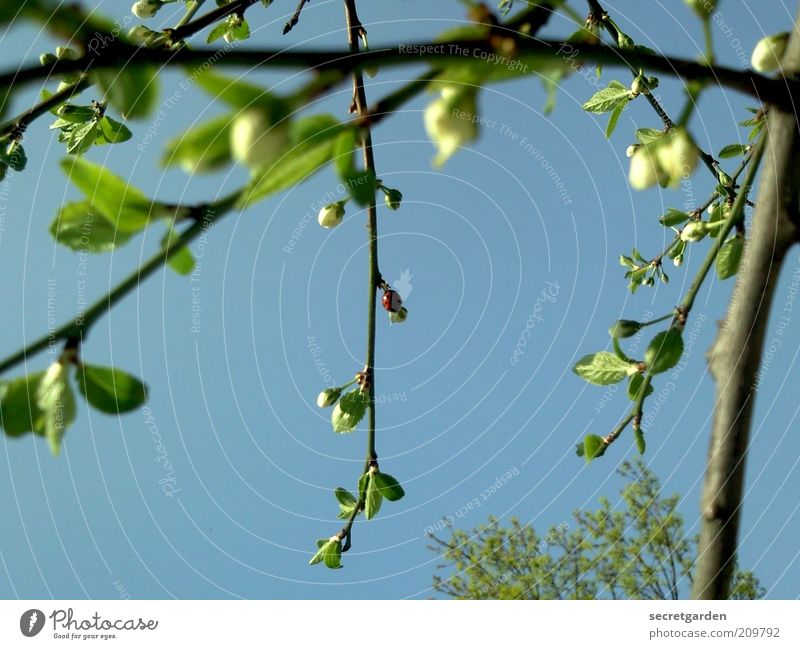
xmin=381 ymin=289 xmax=403 ymax=313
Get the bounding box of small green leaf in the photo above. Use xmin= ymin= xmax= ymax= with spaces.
xmin=573 ymin=352 xmax=636 ymax=386
xmin=96 ymin=116 xmax=132 ymax=145
xmin=716 ymin=235 xmax=744 ymax=280
xmin=659 ymin=209 xmax=690 ymax=227
xmin=194 ymin=70 xmax=277 ymax=112
xmin=0 ymin=372 xmax=45 ymax=437
xmin=61 ymin=158 xmax=155 ymax=232
xmin=309 ymin=538 xmax=332 ymax=566
xmin=161 ymin=113 xmax=233 ymax=173
xmin=644 ymin=329 xmax=684 ymax=374
xmin=162 ymin=228 xmax=196 ymax=276
xmin=364 ymin=472 xmax=383 ymax=520
xmin=583 ymin=434 xmax=605 ymax=463
xmin=635 ymin=128 xmax=664 ymax=145
xmin=63 ymin=120 xmax=99 ymax=155
xmin=605 ymin=103 xmax=624 ymax=138
xmin=634 ymin=427 xmax=646 ymax=455
xmin=331 ymin=389 xmax=369 ymax=433
xmin=374 ymin=472 xmax=405 ymax=502
xmin=3 ymin=144 xmax=26 ymax=171
xmin=36 ymin=361 xmax=76 ymax=455
xmin=344 ymin=169 xmax=376 ymax=206
xmin=333 ymin=128 xmax=357 ymax=178
xmin=323 ymin=538 xmax=343 ymax=569
xmin=627 ymin=373 xmax=653 ymax=401
xmin=50 ymin=201 xmax=134 ymax=253
xmin=718 ymin=144 xmax=748 ymax=159
xmin=93 ymin=66 xmax=159 ymax=119
xmin=335 ymin=487 xmax=358 ymax=519
xmin=609 ymin=320 xmax=643 ymax=339
xmin=358 ymin=472 xmax=369 ymax=502
xmin=582 ymin=80 xmax=630 ymax=114
xmin=77 ymin=364 xmax=148 ymax=414
xmin=206 ymin=21 xmax=229 ymax=44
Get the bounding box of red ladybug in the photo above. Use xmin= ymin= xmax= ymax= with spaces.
xmin=381 ymin=289 xmax=403 ymax=313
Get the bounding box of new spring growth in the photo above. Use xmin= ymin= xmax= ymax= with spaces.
xmin=684 ymin=0 xmax=717 ymax=20
xmin=751 ymin=32 xmax=790 ymax=73
xmin=317 ymin=388 xmax=342 ymax=408
xmin=131 ymin=0 xmax=163 ymax=19
xmin=318 ymin=201 xmax=346 ymax=229
xmin=631 ymin=72 xmax=657 ymax=97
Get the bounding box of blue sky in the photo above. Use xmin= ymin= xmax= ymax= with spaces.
xmin=1 ymin=0 xmax=799 ymax=599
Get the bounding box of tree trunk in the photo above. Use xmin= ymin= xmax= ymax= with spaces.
xmin=692 ymin=9 xmax=800 ymax=599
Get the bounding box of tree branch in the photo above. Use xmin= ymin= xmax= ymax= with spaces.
xmin=692 ymin=8 xmax=800 ymax=599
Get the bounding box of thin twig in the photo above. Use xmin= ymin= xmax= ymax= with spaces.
xmin=283 ymin=0 xmax=312 ymax=35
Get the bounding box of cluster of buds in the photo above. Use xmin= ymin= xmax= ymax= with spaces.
xmin=628 ymin=127 xmax=699 ymax=190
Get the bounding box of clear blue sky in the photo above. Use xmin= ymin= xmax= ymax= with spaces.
xmin=1 ymin=0 xmax=798 ymax=599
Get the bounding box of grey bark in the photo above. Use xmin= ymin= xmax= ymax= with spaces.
xmin=692 ymin=10 xmax=800 ymax=599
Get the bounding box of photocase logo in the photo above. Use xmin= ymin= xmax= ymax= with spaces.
xmin=393 ymin=268 xmax=413 ymax=301
xmin=20 ymin=609 xmax=45 ymax=637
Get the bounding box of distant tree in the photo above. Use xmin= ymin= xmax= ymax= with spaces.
xmin=429 ymin=461 xmax=764 ymax=600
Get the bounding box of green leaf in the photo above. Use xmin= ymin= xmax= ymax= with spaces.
xmin=635 ymin=128 xmax=664 ymax=145
xmin=36 ymin=361 xmax=76 ymax=455
xmin=240 ymin=116 xmax=345 ymax=209
xmin=343 ymin=169 xmax=376 ymax=206
xmin=627 ymin=373 xmax=653 ymax=401
xmin=323 ymin=539 xmax=343 ymax=569
xmin=0 ymin=372 xmax=45 ymax=437
xmin=333 ymin=128 xmax=357 ymax=179
xmin=309 ymin=538 xmax=331 ymax=565
xmin=50 ymin=201 xmax=134 ymax=253
xmin=358 ymin=472 xmax=369 ymax=502
xmin=364 ymin=472 xmax=383 ymax=520
xmin=374 ymin=472 xmax=405 ymax=502
xmin=718 ymin=144 xmax=748 ymax=159
xmin=76 ymin=364 xmax=148 ymax=414
xmin=644 ymin=329 xmax=684 ymax=375
xmin=207 ymin=21 xmax=229 ymax=44
xmin=93 ymin=66 xmax=159 ymax=119
xmin=331 ymin=389 xmax=369 ymax=433
xmin=573 ymin=352 xmax=636 ymax=386
xmin=162 ymin=113 xmax=234 ymax=173
xmin=194 ymin=70 xmax=277 ymax=112
xmin=335 ymin=487 xmax=358 ymax=519
xmin=3 ymin=144 xmax=26 ymax=171
xmin=582 ymin=81 xmax=630 ymax=114
xmin=716 ymin=235 xmax=744 ymax=280
xmin=162 ymin=228 xmax=196 ymax=276
xmin=605 ymin=103 xmax=624 ymax=138
xmin=634 ymin=427 xmax=646 ymax=455
xmin=659 ymin=209 xmax=690 ymax=227
xmin=583 ymin=434 xmax=605 ymax=463
xmin=61 ymin=158 xmax=155 ymax=232
xmin=96 ymin=116 xmax=132 ymax=145
xmin=63 ymin=121 xmax=99 ymax=155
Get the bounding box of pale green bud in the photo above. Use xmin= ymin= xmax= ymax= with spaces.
xmin=684 ymin=0 xmax=717 ymax=20
xmin=230 ymin=108 xmax=290 ymax=168
xmin=680 ymin=221 xmax=708 ymax=242
xmin=424 ymin=86 xmax=479 ymax=167
xmin=751 ymin=33 xmax=789 ymax=73
xmin=384 ymin=188 xmax=402 ymax=211
xmin=317 ymin=388 xmax=342 ymax=408
xmin=318 ymin=202 xmax=346 ymax=229
xmin=390 ymin=306 xmax=408 ymax=324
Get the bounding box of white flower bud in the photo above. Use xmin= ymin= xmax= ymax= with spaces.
xmin=751 ymin=33 xmax=789 ymax=73
xmin=673 ymin=254 xmax=684 ymax=268
xmin=230 ymin=108 xmax=289 ymax=168
xmin=318 ymin=202 xmax=346 ymax=229
xmin=424 ymin=86 xmax=479 ymax=167
xmin=680 ymin=221 xmax=708 ymax=242
xmin=317 ymin=388 xmax=341 ymax=408
xmin=684 ymin=0 xmax=716 ymax=20
xmin=628 ymin=148 xmax=660 ymax=190
xmin=655 ymin=128 xmax=699 ymax=188
xmin=625 ymin=144 xmax=640 ymax=158
xmin=131 ymin=0 xmax=162 ymax=19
